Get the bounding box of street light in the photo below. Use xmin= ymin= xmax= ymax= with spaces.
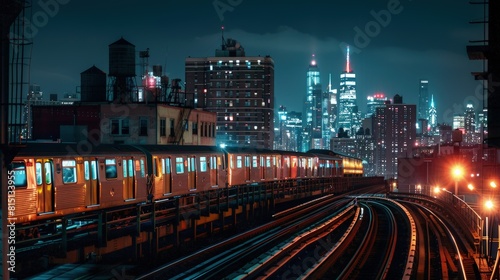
xmin=452 ymin=165 xmax=464 ymax=196
xmin=484 ymin=199 xmax=495 ymax=264
xmin=490 ymin=181 xmax=497 ymax=189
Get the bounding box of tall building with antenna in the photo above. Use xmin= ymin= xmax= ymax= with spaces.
xmin=428 ymin=94 xmax=437 ymax=130
xmin=337 ymin=46 xmax=358 ymax=136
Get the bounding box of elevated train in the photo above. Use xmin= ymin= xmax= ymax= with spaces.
xmin=7 ymin=143 xmax=364 ymax=225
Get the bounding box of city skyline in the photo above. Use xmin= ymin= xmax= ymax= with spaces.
xmin=25 ymin=0 xmax=484 ymax=124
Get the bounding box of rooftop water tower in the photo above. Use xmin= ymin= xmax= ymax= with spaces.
xmin=108 ymin=37 xmax=136 ymax=103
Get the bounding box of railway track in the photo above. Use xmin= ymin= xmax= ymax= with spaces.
xmin=136 ymin=194 xmax=354 ymax=279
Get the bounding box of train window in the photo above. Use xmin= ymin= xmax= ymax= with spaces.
xmin=176 ymin=157 xmax=184 ymax=174
xmin=105 ymin=159 xmax=117 ymax=179
xmin=252 ymin=156 xmax=258 ymax=168
xmin=188 ymin=157 xmax=196 ymax=172
xmin=8 ymin=161 xmax=27 ymax=187
xmin=45 ymin=162 xmax=52 ymax=184
xmin=236 ymin=156 xmax=242 ymax=168
xmin=245 ymin=156 xmax=250 ymax=167
xmin=211 ymin=156 xmax=217 ymax=170
xmin=84 ymin=161 xmax=98 ymax=180
xmin=266 ymin=156 xmax=271 ymax=167
xmin=140 ymin=159 xmax=145 ymax=177
xmin=200 ymin=157 xmax=207 ymax=172
xmin=123 ymin=160 xmax=128 ymax=178
xmin=162 ymin=158 xmax=171 ymax=174
xmin=130 ymin=160 xmax=136 ymax=177
xmin=36 ymin=162 xmax=42 ymax=185
xmin=62 ymin=160 xmax=77 ymax=184
xmin=84 ymin=161 xmax=89 ymax=180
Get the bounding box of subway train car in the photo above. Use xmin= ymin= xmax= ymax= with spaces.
xmin=7 ymin=143 xmax=363 ymax=225
xmin=307 ymin=149 xmax=364 ymax=177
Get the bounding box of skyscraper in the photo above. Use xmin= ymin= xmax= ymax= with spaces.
xmin=366 ymin=92 xmax=388 ymax=118
xmin=417 ymin=79 xmax=429 ymax=133
xmin=373 ymin=94 xmax=416 ymax=179
xmin=185 ymin=36 xmax=275 ymax=149
xmin=428 ymin=94 xmax=437 ymax=131
xmin=303 ymin=55 xmax=322 ymax=151
xmin=338 ymin=46 xmax=358 ymax=137
xmin=321 ymin=74 xmax=337 ymax=149
xmin=464 ymin=103 xmax=476 ymax=134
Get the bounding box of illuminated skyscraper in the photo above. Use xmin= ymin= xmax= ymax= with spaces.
xmin=464 ymin=103 xmax=476 ymax=134
xmin=185 ymin=36 xmax=274 ymax=149
xmin=303 ymin=55 xmax=322 ymax=151
xmin=338 ymin=46 xmax=358 ymax=136
xmin=366 ymin=92 xmax=388 ymax=118
xmin=372 ymin=95 xmax=416 ymax=179
xmin=428 ymin=94 xmax=437 ymax=130
xmin=321 ymin=74 xmax=337 ymax=149
xmin=417 ymin=79 xmax=429 ymax=133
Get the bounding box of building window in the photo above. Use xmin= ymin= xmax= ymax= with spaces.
xmin=193 ymin=122 xmax=198 ymax=135
xmin=110 ymin=119 xmax=129 ymax=135
xmin=140 ymin=119 xmax=148 ymax=136
xmin=170 ymin=119 xmax=175 ymax=137
xmin=160 ymin=118 xmax=166 ymax=137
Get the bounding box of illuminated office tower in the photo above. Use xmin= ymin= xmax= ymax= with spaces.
xmin=337 ymin=46 xmax=358 ymax=137
xmin=417 ymin=79 xmax=429 ymax=133
xmin=366 ymin=92 xmax=388 ymax=118
xmin=428 ymin=94 xmax=437 ymax=131
xmin=303 ymin=55 xmax=322 ymax=151
xmin=185 ymin=35 xmax=274 ymax=149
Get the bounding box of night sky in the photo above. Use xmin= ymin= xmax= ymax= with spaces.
xmin=26 ymin=0 xmax=485 ymax=124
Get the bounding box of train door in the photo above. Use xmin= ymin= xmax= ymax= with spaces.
xmin=245 ymin=155 xmax=251 ymax=181
xmin=84 ymin=159 xmax=99 ymax=205
xmin=188 ymin=156 xmax=196 ymax=190
xmin=273 ymin=156 xmax=278 ymax=179
xmin=35 ymin=159 xmax=54 ymax=213
xmin=210 ymin=156 xmax=218 ymax=186
xmin=123 ymin=158 xmax=135 ymax=200
xmin=162 ymin=157 xmax=172 ymax=194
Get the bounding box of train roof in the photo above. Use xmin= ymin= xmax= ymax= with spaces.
xmin=307 ymin=149 xmax=361 ymax=160
xmin=10 ymin=143 xmax=223 ymax=158
xmin=11 ymin=143 xmax=145 ymax=158
xmin=136 ymin=145 xmax=222 ymax=154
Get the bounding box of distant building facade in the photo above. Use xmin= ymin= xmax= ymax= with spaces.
xmin=372 ymin=94 xmax=416 ymax=179
xmin=185 ymin=37 xmax=274 ymax=149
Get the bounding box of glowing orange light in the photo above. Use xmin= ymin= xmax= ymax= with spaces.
xmin=485 ymin=200 xmax=494 ymax=210
xmin=452 ymin=165 xmax=463 ymax=179
xmin=490 ymin=181 xmax=497 ymax=188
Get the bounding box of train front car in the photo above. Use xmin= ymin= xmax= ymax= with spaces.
xmin=8 ymin=143 xmax=151 ymax=223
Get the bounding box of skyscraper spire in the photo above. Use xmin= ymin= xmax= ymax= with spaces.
xmin=346 ymin=45 xmax=350 ymax=73
xmin=328 ymin=73 xmax=332 ymax=92
xmin=311 ymin=53 xmax=316 ymax=66
xmin=221 ymin=25 xmax=225 ymax=50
